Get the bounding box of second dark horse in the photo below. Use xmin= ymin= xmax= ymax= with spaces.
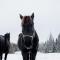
xmin=18 ymin=13 xmax=39 ymax=60
xmin=0 ymin=33 xmax=10 ymax=60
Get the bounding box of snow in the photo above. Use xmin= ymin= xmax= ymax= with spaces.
xmin=2 ymin=51 xmax=60 ymax=60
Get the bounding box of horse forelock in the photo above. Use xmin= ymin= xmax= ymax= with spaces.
xmin=22 ymin=16 xmax=32 ymax=25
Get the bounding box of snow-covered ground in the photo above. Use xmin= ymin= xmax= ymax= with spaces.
xmin=2 ymin=51 xmax=60 ymax=60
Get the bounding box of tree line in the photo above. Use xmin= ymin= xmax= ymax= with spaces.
xmin=38 ymin=33 xmax=60 ymax=53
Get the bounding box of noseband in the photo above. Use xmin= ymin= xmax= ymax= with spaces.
xmin=22 ymin=31 xmax=35 ymax=49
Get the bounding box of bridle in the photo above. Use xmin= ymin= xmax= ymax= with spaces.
xmin=22 ymin=31 xmax=35 ymax=49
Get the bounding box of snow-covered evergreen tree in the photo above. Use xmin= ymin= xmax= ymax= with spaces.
xmin=55 ymin=34 xmax=60 ymax=52
xmin=45 ymin=33 xmax=55 ymax=53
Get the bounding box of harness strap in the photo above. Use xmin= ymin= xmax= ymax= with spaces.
xmin=21 ymin=31 xmax=35 ymax=49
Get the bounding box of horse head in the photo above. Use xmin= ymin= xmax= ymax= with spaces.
xmin=19 ymin=13 xmax=34 ymax=36
xmin=4 ymin=33 xmax=10 ymax=42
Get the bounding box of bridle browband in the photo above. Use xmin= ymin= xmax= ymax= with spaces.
xmin=22 ymin=31 xmax=35 ymax=49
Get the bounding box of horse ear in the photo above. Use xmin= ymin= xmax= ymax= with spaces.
xmin=19 ymin=14 xmax=23 ymax=20
xmin=31 ymin=13 xmax=34 ymax=19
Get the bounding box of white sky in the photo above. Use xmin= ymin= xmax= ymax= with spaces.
xmin=0 ymin=0 xmax=60 ymax=43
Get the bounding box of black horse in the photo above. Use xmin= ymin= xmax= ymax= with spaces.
xmin=0 ymin=33 xmax=10 ymax=60
xmin=18 ymin=13 xmax=39 ymax=60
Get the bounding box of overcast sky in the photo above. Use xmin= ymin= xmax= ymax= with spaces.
xmin=0 ymin=0 xmax=60 ymax=43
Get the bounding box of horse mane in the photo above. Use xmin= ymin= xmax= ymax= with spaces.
xmin=23 ymin=16 xmax=31 ymax=24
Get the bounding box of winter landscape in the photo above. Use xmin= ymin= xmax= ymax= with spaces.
xmin=2 ymin=51 xmax=60 ymax=60
xmin=7 ymin=33 xmax=60 ymax=60
xmin=0 ymin=0 xmax=60 ymax=60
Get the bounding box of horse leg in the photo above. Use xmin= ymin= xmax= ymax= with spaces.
xmin=0 ymin=53 xmax=2 ymax=60
xmin=22 ymin=52 xmax=26 ymax=60
xmin=22 ymin=52 xmax=29 ymax=60
xmin=27 ymin=52 xmax=29 ymax=60
xmin=4 ymin=52 xmax=8 ymax=60
xmin=30 ymin=51 xmax=37 ymax=60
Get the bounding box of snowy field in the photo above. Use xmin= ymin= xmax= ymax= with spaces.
xmin=2 ymin=51 xmax=60 ymax=60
